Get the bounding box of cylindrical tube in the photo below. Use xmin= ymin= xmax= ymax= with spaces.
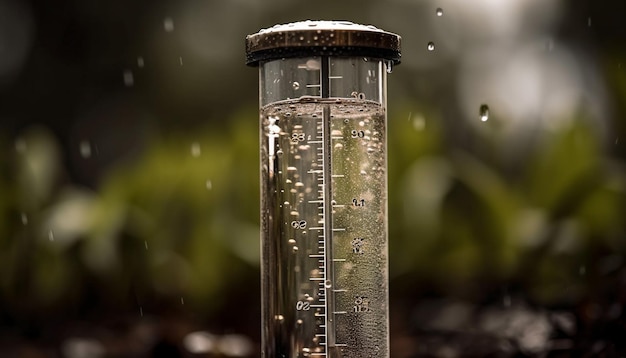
xmin=247 ymin=21 xmax=400 ymax=358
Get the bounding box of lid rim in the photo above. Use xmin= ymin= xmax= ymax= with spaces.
xmin=245 ymin=21 xmax=401 ymax=67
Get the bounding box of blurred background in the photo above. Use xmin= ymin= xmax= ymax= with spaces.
xmin=1 ymin=0 xmax=625 ymax=356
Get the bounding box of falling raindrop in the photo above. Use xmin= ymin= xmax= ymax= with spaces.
xmin=479 ymin=104 xmax=490 ymax=122
xmin=579 ymin=265 xmax=586 ymax=275
xmin=427 ymin=42 xmax=435 ymax=51
xmin=587 ymin=17 xmax=591 ymax=27
xmin=21 ymin=213 xmax=28 ymax=225
xmin=137 ymin=56 xmax=145 ymax=68
xmin=179 ymin=56 xmax=183 ymax=66
xmin=145 ymin=240 xmax=149 ymax=250
xmin=436 ymin=8 xmax=443 ymax=16
xmin=48 ymin=229 xmax=54 ymax=241
xmin=79 ymin=140 xmax=91 ymax=158
xmin=164 ymin=17 xmax=175 ymax=32
xmin=206 ymin=180 xmax=212 ymax=190
xmin=191 ymin=142 xmax=201 ymax=157
xmin=181 ymin=297 xmax=185 ymax=305
xmin=139 ymin=306 xmax=144 ymax=317
xmin=123 ymin=70 xmax=134 ymax=87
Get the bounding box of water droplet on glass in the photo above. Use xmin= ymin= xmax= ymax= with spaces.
xmin=206 ymin=180 xmax=212 ymax=190
xmin=123 ymin=70 xmax=134 ymax=87
xmin=436 ymin=8 xmax=443 ymax=16
xmin=296 ymin=319 xmax=303 ymax=325
xmin=386 ymin=60 xmax=393 ymax=73
xmin=21 ymin=213 xmax=28 ymax=225
xmin=479 ymin=104 xmax=490 ymax=122
xmin=191 ymin=142 xmax=201 ymax=157
xmin=292 ymin=246 xmax=299 ymax=252
xmin=324 ymin=280 xmax=332 ymax=288
xmin=292 ymin=81 xmax=300 ymax=90
xmin=276 ymin=314 xmax=284 ymax=321
xmin=164 ymin=17 xmax=175 ymax=32
xmin=79 ymin=140 xmax=91 ymax=158
xmin=427 ymin=42 xmax=435 ymax=51
xmin=48 ymin=229 xmax=54 ymax=241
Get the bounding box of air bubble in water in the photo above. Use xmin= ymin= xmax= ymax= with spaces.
xmin=123 ymin=70 xmax=134 ymax=87
xmin=164 ymin=17 xmax=174 ymax=32
xmin=436 ymin=8 xmax=443 ymax=16
xmin=324 ymin=280 xmax=332 ymax=288
xmin=427 ymin=42 xmax=435 ymax=51
xmin=479 ymin=104 xmax=490 ymax=122
xmin=292 ymin=81 xmax=300 ymax=90
xmin=191 ymin=142 xmax=201 ymax=157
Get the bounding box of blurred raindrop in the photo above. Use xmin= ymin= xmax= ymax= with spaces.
xmin=410 ymin=113 xmax=426 ymax=131
xmin=184 ymin=331 xmax=216 ymax=354
xmin=123 ymin=70 xmax=134 ymax=87
xmin=436 ymin=8 xmax=443 ymax=17
xmin=181 ymin=297 xmax=185 ymax=305
xmin=191 ymin=142 xmax=201 ymax=157
xmin=14 ymin=138 xmax=26 ymax=153
xmin=427 ymin=42 xmax=435 ymax=51
xmin=79 ymin=140 xmax=91 ymax=158
xmin=478 ymin=104 xmax=489 ymax=122
xmin=62 ymin=338 xmax=105 ymax=358
xmin=179 ymin=56 xmax=183 ymax=66
xmin=479 ymin=104 xmax=490 ymax=121
xmin=48 ymin=229 xmax=54 ymax=241
xmin=139 ymin=306 xmax=143 ymax=317
xmin=21 ymin=213 xmax=28 ymax=225
xmin=218 ymin=334 xmax=254 ymax=357
xmin=144 ymin=240 xmax=149 ymax=250
xmin=163 ymin=17 xmax=175 ymax=32
xmin=579 ymin=265 xmax=586 ymax=275
xmin=206 ymin=179 xmax=212 ymax=190
xmin=137 ymin=56 xmax=145 ymax=68
xmin=587 ymin=17 xmax=591 ymax=27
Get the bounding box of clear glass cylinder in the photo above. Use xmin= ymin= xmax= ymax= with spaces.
xmin=247 ymin=21 xmax=400 ymax=358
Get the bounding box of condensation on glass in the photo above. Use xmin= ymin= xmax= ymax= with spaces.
xmin=246 ymin=20 xmax=401 ymax=358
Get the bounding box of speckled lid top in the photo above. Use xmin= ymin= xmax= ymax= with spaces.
xmin=245 ymin=20 xmax=401 ymax=66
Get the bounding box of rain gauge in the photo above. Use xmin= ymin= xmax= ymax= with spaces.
xmin=246 ymin=20 xmax=401 ymax=357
